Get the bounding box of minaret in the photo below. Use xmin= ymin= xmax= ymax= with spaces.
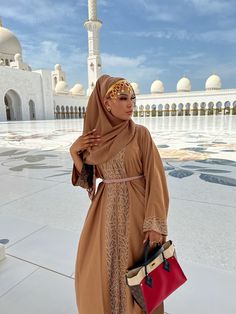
xmin=84 ymin=0 xmax=102 ymax=95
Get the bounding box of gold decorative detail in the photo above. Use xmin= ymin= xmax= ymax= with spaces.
xmin=72 ymin=164 xmax=90 ymax=189
xmin=99 ymin=148 xmax=129 ymax=314
xmin=105 ymin=80 xmax=133 ymax=99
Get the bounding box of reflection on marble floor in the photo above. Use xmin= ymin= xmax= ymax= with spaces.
xmin=0 ymin=116 xmax=235 ymax=187
xmin=0 ymin=116 xmax=236 ymax=314
xmin=0 ymin=116 xmax=235 ymax=160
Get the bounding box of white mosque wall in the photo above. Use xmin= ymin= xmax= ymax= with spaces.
xmin=135 ymin=89 xmax=236 ymax=116
xmin=34 ymin=69 xmax=54 ymax=120
xmin=0 ymin=66 xmax=54 ymax=121
xmin=53 ymin=94 xmax=88 ymax=119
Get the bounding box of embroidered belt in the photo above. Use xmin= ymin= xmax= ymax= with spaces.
xmin=103 ymin=175 xmax=144 ymax=184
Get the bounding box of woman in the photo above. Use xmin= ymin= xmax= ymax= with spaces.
xmin=70 ymin=74 xmax=169 ymax=314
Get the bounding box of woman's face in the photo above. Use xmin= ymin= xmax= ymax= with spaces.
xmin=104 ymin=92 xmax=136 ymax=121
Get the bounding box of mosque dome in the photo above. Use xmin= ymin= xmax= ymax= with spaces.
xmin=130 ymin=82 xmax=140 ymax=95
xmin=55 ymin=81 xmax=69 ymax=93
xmin=205 ymin=74 xmax=221 ymax=90
xmin=0 ymin=24 xmax=22 ymax=55
xmin=70 ymin=83 xmax=85 ymax=95
xmin=177 ymin=77 xmax=191 ymax=92
xmin=14 ymin=53 xmax=22 ymax=62
xmin=54 ymin=64 xmax=62 ymax=71
xmin=151 ymin=80 xmax=164 ymax=93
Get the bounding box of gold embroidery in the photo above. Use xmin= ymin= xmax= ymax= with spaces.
xmin=72 ymin=164 xmax=90 ymax=189
xmin=99 ymin=148 xmax=129 ymax=314
xmin=143 ymin=216 xmax=168 ymax=235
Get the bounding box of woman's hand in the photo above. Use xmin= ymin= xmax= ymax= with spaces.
xmin=143 ymin=230 xmax=166 ymax=248
xmin=70 ymin=129 xmax=101 ymax=155
xmin=70 ymin=129 xmax=101 ymax=173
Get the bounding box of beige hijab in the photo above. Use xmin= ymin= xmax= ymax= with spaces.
xmin=83 ymin=74 xmax=136 ymax=165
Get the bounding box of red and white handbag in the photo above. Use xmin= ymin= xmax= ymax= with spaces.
xmin=126 ymin=240 xmax=187 ymax=314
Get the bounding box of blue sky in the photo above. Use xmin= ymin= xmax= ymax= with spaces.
xmin=1 ymin=0 xmax=236 ymax=93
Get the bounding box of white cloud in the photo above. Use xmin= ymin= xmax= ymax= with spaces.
xmin=116 ymin=29 xmax=190 ymax=41
xmin=101 ymin=53 xmax=166 ymax=90
xmin=199 ymin=29 xmax=236 ymax=44
xmin=22 ymin=38 xmax=88 ymax=88
xmin=1 ymin=0 xmax=76 ymax=25
xmin=101 ymin=53 xmax=146 ymax=67
xmin=113 ymin=27 xmax=236 ymax=45
xmin=133 ymin=0 xmax=176 ymax=22
xmin=185 ymin=0 xmax=232 ymax=15
xmin=169 ymin=53 xmax=205 ymax=66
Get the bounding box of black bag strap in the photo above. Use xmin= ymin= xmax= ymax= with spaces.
xmin=144 ymin=240 xmax=172 ymax=287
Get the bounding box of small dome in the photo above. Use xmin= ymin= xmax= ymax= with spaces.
xmin=205 ymin=74 xmax=221 ymax=90
xmin=130 ymin=82 xmax=140 ymax=95
xmin=54 ymin=64 xmax=61 ymax=71
xmin=14 ymin=53 xmax=22 ymax=62
xmin=151 ymin=80 xmax=164 ymax=93
xmin=177 ymin=77 xmax=191 ymax=92
xmin=0 ymin=25 xmax=22 ymax=55
xmin=70 ymin=83 xmax=85 ymax=95
xmin=55 ymin=81 xmax=69 ymax=93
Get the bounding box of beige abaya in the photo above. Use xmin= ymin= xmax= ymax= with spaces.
xmin=72 ymin=75 xmax=169 ymax=314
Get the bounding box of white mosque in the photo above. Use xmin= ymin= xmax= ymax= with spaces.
xmin=0 ymin=1 xmax=236 ymax=122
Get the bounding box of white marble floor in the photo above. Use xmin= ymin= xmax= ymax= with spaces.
xmin=0 ymin=116 xmax=236 ymax=313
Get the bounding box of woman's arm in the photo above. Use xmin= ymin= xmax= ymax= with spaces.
xmin=140 ymin=126 xmax=169 ymax=246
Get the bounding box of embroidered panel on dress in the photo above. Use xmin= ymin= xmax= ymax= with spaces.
xmin=143 ymin=216 xmax=168 ymax=235
xmin=99 ymin=148 xmax=129 ymax=314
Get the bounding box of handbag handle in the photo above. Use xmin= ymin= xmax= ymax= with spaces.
xmin=143 ymin=240 xmax=170 ymax=288
xmin=143 ymin=240 xmax=163 ymax=264
xmin=143 ymin=240 xmax=163 ymax=287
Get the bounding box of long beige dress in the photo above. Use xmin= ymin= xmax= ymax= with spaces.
xmin=72 ymin=124 xmax=169 ymax=314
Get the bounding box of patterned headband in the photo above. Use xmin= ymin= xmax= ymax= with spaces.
xmin=105 ymin=80 xmax=133 ymax=99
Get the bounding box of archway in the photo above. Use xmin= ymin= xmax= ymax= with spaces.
xmin=233 ymin=101 xmax=236 ymax=115
xmin=75 ymin=106 xmax=78 ymax=119
xmin=224 ymin=101 xmax=230 ymax=115
xmin=216 ymin=101 xmax=222 ymax=115
xmin=208 ymin=102 xmax=214 ymax=115
xmin=178 ymin=103 xmax=184 ymax=116
xmin=164 ymin=104 xmax=170 ymax=116
xmin=66 ymin=106 xmax=70 ymax=119
xmin=61 ymin=106 xmax=65 ymax=119
xmin=157 ymin=104 xmax=163 ymax=117
xmin=133 ymin=105 xmax=138 ymax=117
xmin=200 ymin=102 xmax=206 ymax=116
xmin=29 ymin=100 xmax=36 ymax=120
xmin=185 ymin=103 xmax=191 ymax=116
xmin=55 ymin=105 xmax=60 ymax=119
xmin=82 ymin=107 xmax=86 ymax=118
xmin=171 ymin=103 xmax=177 ymax=116
xmin=145 ymin=104 xmax=150 ymax=117
xmin=4 ymin=90 xmax=22 ymax=121
xmin=139 ymin=105 xmax=144 ymax=117
xmin=151 ymin=104 xmax=156 ymax=117
xmin=70 ymin=106 xmax=74 ymax=119
xmin=192 ymin=102 xmax=198 ymax=116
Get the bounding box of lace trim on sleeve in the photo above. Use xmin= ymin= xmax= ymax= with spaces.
xmin=71 ymin=163 xmax=90 ymax=189
xmin=72 ymin=164 xmax=97 ymax=200
xmin=143 ymin=216 xmax=168 ymax=235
